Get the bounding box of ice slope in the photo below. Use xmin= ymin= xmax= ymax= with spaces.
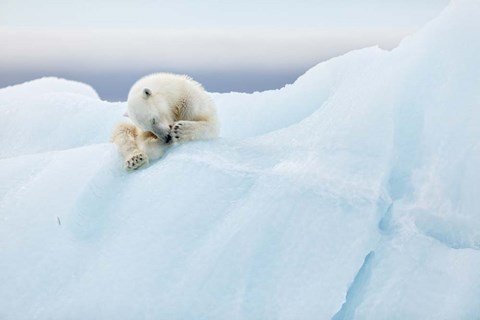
xmin=1 ymin=0 xmax=480 ymax=319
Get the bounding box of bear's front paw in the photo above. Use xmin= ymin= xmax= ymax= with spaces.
xmin=171 ymin=121 xmax=190 ymax=143
xmin=125 ymin=152 xmax=149 ymax=170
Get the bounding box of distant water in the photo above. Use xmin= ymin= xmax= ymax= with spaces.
xmin=0 ymin=68 xmax=306 ymax=102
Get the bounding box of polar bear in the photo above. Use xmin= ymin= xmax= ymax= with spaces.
xmin=111 ymin=73 xmax=219 ymax=170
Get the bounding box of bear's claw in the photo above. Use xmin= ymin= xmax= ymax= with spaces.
xmin=125 ymin=153 xmax=149 ymax=170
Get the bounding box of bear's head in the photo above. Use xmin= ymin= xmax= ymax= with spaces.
xmin=127 ymin=88 xmax=173 ymax=143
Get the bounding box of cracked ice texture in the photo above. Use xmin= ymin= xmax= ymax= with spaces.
xmin=0 ymin=0 xmax=480 ymax=319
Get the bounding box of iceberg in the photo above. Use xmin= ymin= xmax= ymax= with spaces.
xmin=0 ymin=1 xmax=479 ymax=319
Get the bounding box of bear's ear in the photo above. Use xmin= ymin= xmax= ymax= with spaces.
xmin=123 ymin=111 xmax=129 ymax=117
xmin=143 ymin=88 xmax=152 ymax=99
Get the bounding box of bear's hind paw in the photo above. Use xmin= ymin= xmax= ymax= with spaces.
xmin=125 ymin=153 xmax=149 ymax=171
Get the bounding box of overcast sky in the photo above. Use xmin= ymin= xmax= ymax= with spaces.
xmin=0 ymin=0 xmax=449 ymax=100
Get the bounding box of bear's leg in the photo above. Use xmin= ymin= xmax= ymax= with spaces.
xmin=170 ymin=120 xmax=219 ymax=143
xmin=111 ymin=122 xmax=149 ymax=170
xmin=136 ymin=131 xmax=167 ymax=161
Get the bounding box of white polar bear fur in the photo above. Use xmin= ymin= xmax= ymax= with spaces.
xmin=112 ymin=73 xmax=219 ymax=170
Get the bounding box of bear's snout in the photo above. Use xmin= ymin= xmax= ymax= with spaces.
xmin=151 ymin=123 xmax=172 ymax=143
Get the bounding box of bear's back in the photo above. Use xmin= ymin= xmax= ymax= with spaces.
xmin=129 ymin=73 xmax=203 ymax=100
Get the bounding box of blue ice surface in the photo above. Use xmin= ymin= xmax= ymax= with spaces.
xmin=1 ymin=1 xmax=480 ymax=319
